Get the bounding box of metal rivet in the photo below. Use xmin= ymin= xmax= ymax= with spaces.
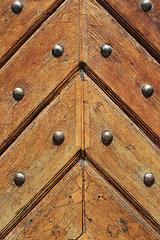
xmin=101 ymin=130 xmax=113 ymax=146
xmin=13 ymin=87 xmax=24 ymax=101
xmin=11 ymin=1 xmax=23 ymax=14
xmin=100 ymin=44 xmax=113 ymax=58
xmin=144 ymin=173 xmax=155 ymax=187
xmin=52 ymin=131 xmax=65 ymax=146
xmin=140 ymin=0 xmax=152 ymax=12
xmin=141 ymin=84 xmax=154 ymax=98
xmin=13 ymin=173 xmax=25 ymax=187
xmin=52 ymin=44 xmax=64 ymax=58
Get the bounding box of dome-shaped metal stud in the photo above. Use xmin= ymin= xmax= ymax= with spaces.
xmin=141 ymin=84 xmax=154 ymax=98
xmin=144 ymin=173 xmax=155 ymax=187
xmin=101 ymin=130 xmax=113 ymax=146
xmin=13 ymin=173 xmax=25 ymax=187
xmin=11 ymin=1 xmax=23 ymax=14
xmin=100 ymin=44 xmax=113 ymax=58
xmin=13 ymin=87 xmax=24 ymax=101
xmin=53 ymin=131 xmax=65 ymax=146
xmin=52 ymin=44 xmax=64 ymax=58
xmin=140 ymin=0 xmax=152 ymax=12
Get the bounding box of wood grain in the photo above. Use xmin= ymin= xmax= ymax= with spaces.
xmin=0 ymin=0 xmax=65 ymax=67
xmin=84 ymin=74 xmax=160 ymax=229
xmin=4 ymin=162 xmax=82 ymax=240
xmin=0 ymin=75 xmax=81 ymax=232
xmin=97 ymin=0 xmax=160 ymax=62
xmin=82 ymin=0 xmax=160 ymax=139
xmin=84 ymin=161 xmax=160 ymax=239
xmin=0 ymin=0 xmax=79 ymax=152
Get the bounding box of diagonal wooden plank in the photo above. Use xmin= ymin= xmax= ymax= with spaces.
xmin=83 ymin=73 xmax=160 ymax=230
xmin=0 ymin=75 xmax=82 ymax=233
xmin=0 ymin=0 xmax=80 ymax=153
xmin=4 ymin=161 xmax=83 ymax=240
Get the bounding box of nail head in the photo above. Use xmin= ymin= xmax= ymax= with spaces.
xmin=141 ymin=0 xmax=152 ymax=12
xmin=13 ymin=87 xmax=24 ymax=101
xmin=52 ymin=44 xmax=64 ymax=58
xmin=53 ymin=131 xmax=65 ymax=146
xmin=141 ymin=84 xmax=154 ymax=98
xmin=11 ymin=1 xmax=23 ymax=14
xmin=100 ymin=44 xmax=113 ymax=58
xmin=144 ymin=173 xmax=155 ymax=187
xmin=13 ymin=173 xmax=25 ymax=187
xmin=101 ymin=130 xmax=113 ymax=146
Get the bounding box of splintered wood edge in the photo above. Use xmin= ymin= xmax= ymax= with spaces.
xmin=96 ymin=0 xmax=160 ymax=63
xmin=0 ymin=151 xmax=82 ymax=239
xmin=0 ymin=64 xmax=79 ymax=156
xmin=85 ymin=153 xmax=160 ymax=235
xmin=0 ymin=0 xmax=66 ymax=69
xmin=83 ymin=63 xmax=160 ymax=148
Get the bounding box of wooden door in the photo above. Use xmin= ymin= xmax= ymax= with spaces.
xmin=0 ymin=0 xmax=160 ymax=239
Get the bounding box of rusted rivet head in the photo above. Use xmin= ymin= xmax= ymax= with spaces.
xmin=101 ymin=130 xmax=113 ymax=146
xmin=13 ymin=87 xmax=24 ymax=101
xmin=141 ymin=84 xmax=154 ymax=98
xmin=144 ymin=173 xmax=155 ymax=187
xmin=140 ymin=0 xmax=152 ymax=12
xmin=52 ymin=44 xmax=64 ymax=58
xmin=13 ymin=173 xmax=25 ymax=187
xmin=53 ymin=131 xmax=65 ymax=146
xmin=11 ymin=1 xmax=23 ymax=14
xmin=100 ymin=44 xmax=113 ymax=58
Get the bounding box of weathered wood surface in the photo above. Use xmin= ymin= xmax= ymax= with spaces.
xmin=0 ymin=0 xmax=79 ymax=153
xmin=0 ymin=75 xmax=82 ymax=233
xmin=84 ymin=74 xmax=160 ymax=229
xmin=97 ymin=0 xmax=160 ymax=62
xmin=0 ymin=0 xmax=65 ymax=67
xmin=84 ymin=161 xmax=160 ymax=240
xmin=5 ymin=162 xmax=82 ymax=240
xmin=83 ymin=0 xmax=160 ymax=140
xmin=0 ymin=0 xmax=160 ymax=238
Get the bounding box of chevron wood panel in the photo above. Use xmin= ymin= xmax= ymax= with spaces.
xmin=0 ymin=0 xmax=160 ymax=239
